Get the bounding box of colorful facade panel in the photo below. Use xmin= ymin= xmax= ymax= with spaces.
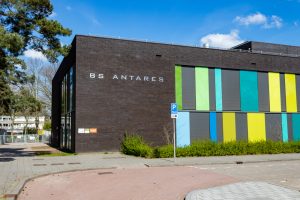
xmin=175 ymin=65 xmax=300 ymax=146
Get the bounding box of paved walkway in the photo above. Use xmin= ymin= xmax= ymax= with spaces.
xmin=186 ymin=182 xmax=300 ymax=200
xmin=1 ymin=143 xmax=300 ymax=199
xmin=18 ymin=167 xmax=236 ymax=200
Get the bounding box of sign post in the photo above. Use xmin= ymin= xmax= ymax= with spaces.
xmin=170 ymin=103 xmax=178 ymax=162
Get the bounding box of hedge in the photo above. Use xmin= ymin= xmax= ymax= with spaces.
xmin=121 ymin=134 xmax=300 ymax=158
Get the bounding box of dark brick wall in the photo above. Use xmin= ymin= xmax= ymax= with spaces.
xmin=53 ymin=35 xmax=300 ymax=152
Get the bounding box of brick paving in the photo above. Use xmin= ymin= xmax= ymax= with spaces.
xmin=1 ymin=143 xmax=300 ymax=199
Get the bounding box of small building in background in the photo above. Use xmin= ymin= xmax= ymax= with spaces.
xmin=0 ymin=116 xmax=45 ymax=134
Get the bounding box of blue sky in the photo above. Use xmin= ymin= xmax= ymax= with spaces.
xmin=47 ymin=0 xmax=300 ymax=50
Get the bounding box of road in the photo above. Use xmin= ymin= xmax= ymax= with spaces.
xmin=1 ymin=143 xmax=300 ymax=200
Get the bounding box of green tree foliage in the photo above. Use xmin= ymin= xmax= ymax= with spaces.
xmin=17 ymin=88 xmax=42 ymax=134
xmin=43 ymin=120 xmax=51 ymax=131
xmin=0 ymin=0 xmax=71 ymax=113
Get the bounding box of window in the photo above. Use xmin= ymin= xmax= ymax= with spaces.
xmin=60 ymin=66 xmax=74 ymax=150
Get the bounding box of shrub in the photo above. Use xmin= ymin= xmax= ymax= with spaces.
xmin=121 ymin=134 xmax=154 ymax=158
xmin=121 ymin=134 xmax=300 ymax=158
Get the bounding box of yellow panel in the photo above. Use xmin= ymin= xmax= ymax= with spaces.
xmin=247 ymin=113 xmax=266 ymax=142
xmin=285 ymin=74 xmax=297 ymax=112
xmin=222 ymin=113 xmax=236 ymax=142
xmin=268 ymin=72 xmax=281 ymax=112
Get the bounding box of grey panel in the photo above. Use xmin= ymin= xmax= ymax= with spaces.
xmin=182 ymin=66 xmax=196 ymax=110
xmin=296 ymin=75 xmax=300 ymax=112
xmin=235 ymin=113 xmax=248 ymax=141
xmin=217 ymin=112 xmax=223 ymax=142
xmin=190 ymin=112 xmax=210 ymax=142
xmin=288 ymin=114 xmax=293 ymax=142
xmin=222 ymin=69 xmax=240 ymax=111
xmin=280 ymin=74 xmax=286 ymax=112
xmin=265 ymin=114 xmax=282 ymax=141
xmin=209 ymin=68 xmax=216 ymax=111
xmin=258 ymin=72 xmax=270 ymax=112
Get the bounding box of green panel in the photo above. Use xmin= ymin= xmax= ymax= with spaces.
xmin=175 ymin=65 xmax=182 ymax=110
xmin=240 ymin=70 xmax=259 ymax=111
xmin=195 ymin=67 xmax=209 ymax=110
xmin=292 ymin=114 xmax=300 ymax=141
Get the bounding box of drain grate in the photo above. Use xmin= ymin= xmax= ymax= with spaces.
xmin=33 ymin=164 xmax=47 ymax=166
xmin=51 ymin=163 xmax=64 ymax=166
xmin=103 ymin=157 xmax=126 ymax=159
xmin=68 ymin=162 xmax=81 ymax=165
xmin=33 ymin=158 xmax=44 ymax=161
xmin=98 ymin=172 xmax=113 ymax=175
xmin=236 ymin=161 xmax=244 ymax=164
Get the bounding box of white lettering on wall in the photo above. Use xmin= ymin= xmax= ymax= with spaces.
xmin=89 ymin=73 xmax=165 ymax=83
xmin=90 ymin=73 xmax=104 ymax=79
xmin=112 ymin=75 xmax=119 ymax=80
xmin=90 ymin=73 xmax=95 ymax=78
xmin=98 ymin=74 xmax=104 ymax=79
xmin=121 ymin=75 xmax=127 ymax=80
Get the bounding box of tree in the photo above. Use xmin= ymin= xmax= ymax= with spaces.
xmin=0 ymin=0 xmax=71 ymax=113
xmin=17 ymin=88 xmax=42 ymax=135
xmin=43 ymin=120 xmax=51 ymax=131
xmin=26 ymin=58 xmax=58 ymax=117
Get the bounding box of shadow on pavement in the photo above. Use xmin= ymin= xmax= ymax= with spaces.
xmin=0 ymin=157 xmax=15 ymax=162
xmin=0 ymin=147 xmax=36 ymax=159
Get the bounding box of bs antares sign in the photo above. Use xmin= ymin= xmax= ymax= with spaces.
xmin=89 ymin=73 xmax=164 ymax=83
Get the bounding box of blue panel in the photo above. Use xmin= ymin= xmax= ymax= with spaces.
xmin=282 ymin=113 xmax=288 ymax=142
xmin=215 ymin=68 xmax=223 ymax=111
xmin=210 ymin=112 xmax=217 ymax=142
xmin=176 ymin=112 xmax=190 ymax=147
xmin=292 ymin=114 xmax=300 ymax=141
xmin=240 ymin=70 xmax=259 ymax=111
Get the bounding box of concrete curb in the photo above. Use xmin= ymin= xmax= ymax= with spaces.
xmin=10 ymin=167 xmax=116 ymax=200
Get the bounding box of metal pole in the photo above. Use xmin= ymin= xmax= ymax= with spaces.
xmin=173 ymin=118 xmax=176 ymax=162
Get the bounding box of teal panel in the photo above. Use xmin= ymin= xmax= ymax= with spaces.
xmin=282 ymin=113 xmax=288 ymax=142
xmin=215 ymin=68 xmax=223 ymax=111
xmin=240 ymin=70 xmax=259 ymax=111
xmin=176 ymin=112 xmax=190 ymax=147
xmin=292 ymin=114 xmax=300 ymax=141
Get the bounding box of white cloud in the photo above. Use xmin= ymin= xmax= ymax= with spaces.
xmin=24 ymin=49 xmax=47 ymax=61
xmin=66 ymin=6 xmax=72 ymax=11
xmin=235 ymin=12 xmax=283 ymax=29
xmin=200 ymin=30 xmax=244 ymax=49
xmin=91 ymin=17 xmax=101 ymax=26
xmin=49 ymin=12 xmax=57 ymax=18
xmin=235 ymin=12 xmax=267 ymax=26
xmin=268 ymin=15 xmax=283 ymax=29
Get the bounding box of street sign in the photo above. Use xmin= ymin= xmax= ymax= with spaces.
xmin=171 ymin=103 xmax=178 ymax=115
xmin=171 ymin=114 xmax=178 ymax=118
xmin=170 ymin=103 xmax=177 ymax=162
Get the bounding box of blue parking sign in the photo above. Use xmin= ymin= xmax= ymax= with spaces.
xmin=171 ymin=103 xmax=178 ymax=114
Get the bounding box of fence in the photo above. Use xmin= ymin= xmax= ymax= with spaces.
xmin=0 ymin=134 xmax=50 ymax=144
